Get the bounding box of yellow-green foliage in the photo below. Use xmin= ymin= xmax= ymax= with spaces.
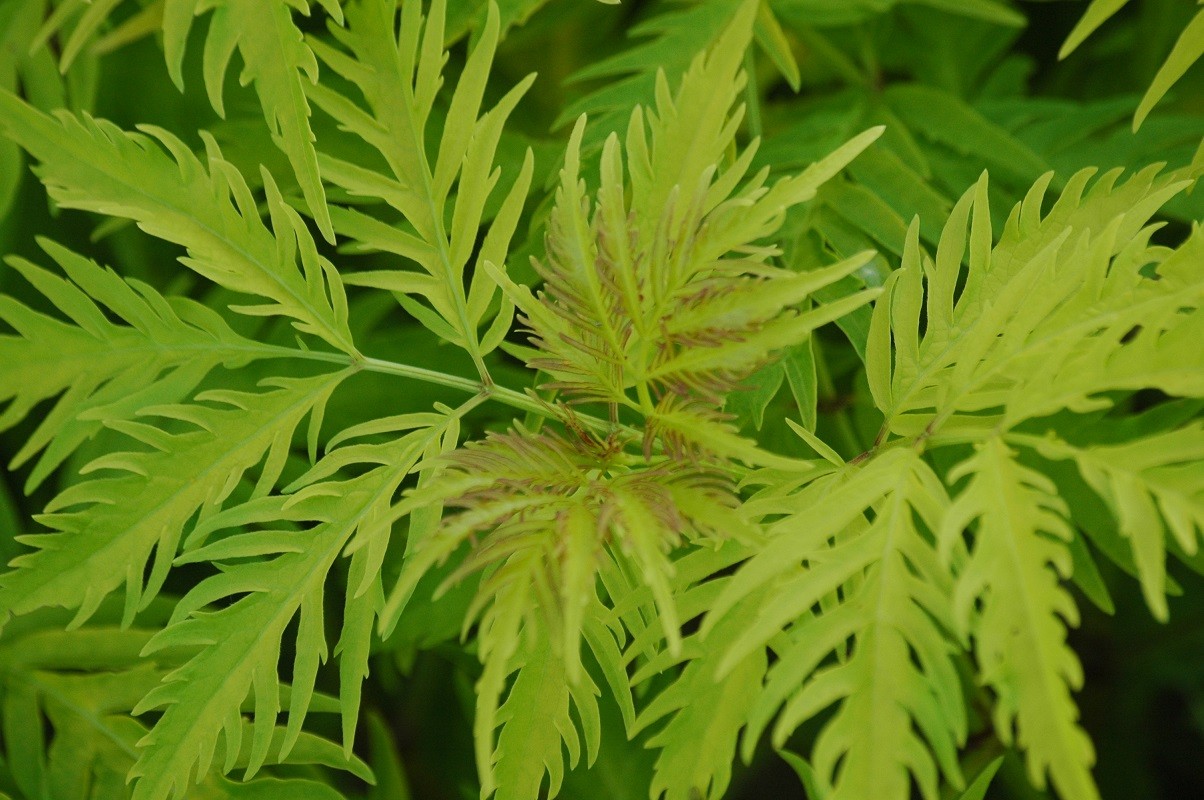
xmin=0 ymin=2 xmax=1202 ymax=800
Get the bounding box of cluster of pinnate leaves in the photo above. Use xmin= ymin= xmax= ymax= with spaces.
xmin=0 ymin=1 xmax=1202 ymax=800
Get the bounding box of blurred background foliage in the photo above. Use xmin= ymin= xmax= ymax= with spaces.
xmin=1 ymin=0 xmax=1202 ymax=798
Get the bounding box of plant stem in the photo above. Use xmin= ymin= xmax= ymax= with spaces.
xmin=289 ymin=348 xmax=619 ymax=434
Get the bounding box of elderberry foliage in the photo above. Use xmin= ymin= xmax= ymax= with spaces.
xmin=0 ymin=2 xmax=1202 ymax=800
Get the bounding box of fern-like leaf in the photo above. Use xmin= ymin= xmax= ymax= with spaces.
xmin=703 ymin=450 xmax=964 ymax=800
xmin=383 ymin=427 xmax=744 ymax=657
xmin=941 ymin=438 xmax=1098 ymax=800
xmin=0 ymin=240 xmax=291 ymax=491
xmin=128 ymin=407 xmax=462 ymax=800
xmin=869 ymin=166 xmax=1199 ymax=441
xmin=380 ymin=424 xmax=751 ymax=797
xmin=306 ymin=0 xmax=533 ymax=374
xmin=486 ymin=625 xmax=600 ymax=800
xmin=375 ymin=7 xmax=885 ymax=794
xmin=0 ymin=371 xmax=347 ymax=631
xmin=630 ymin=592 xmax=767 ymax=800
xmin=0 ymin=602 xmax=368 ymax=800
xmin=0 ymin=92 xmax=356 ymax=355
xmin=1003 ymin=224 xmax=1204 ymax=420
xmin=161 ymin=0 xmax=340 ymax=239
xmin=492 ymin=0 xmax=880 ymax=459
xmin=1016 ymin=424 xmax=1204 ymax=621
xmin=28 ymin=0 xmax=340 ymax=235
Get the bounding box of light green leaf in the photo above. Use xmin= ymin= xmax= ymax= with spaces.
xmin=633 ymin=600 xmax=766 ymax=800
xmin=162 ymin=0 xmax=337 ymax=239
xmin=1135 ymin=8 xmax=1204 ymax=130
xmin=489 ymin=628 xmax=600 ymax=800
xmin=778 ymin=750 xmax=826 ymax=800
xmin=957 ymin=757 xmax=1004 ymax=800
xmin=871 ymin=166 xmax=1200 ymax=441
xmin=0 ymin=92 xmax=356 ymax=354
xmin=941 ymin=438 xmax=1099 ymax=800
xmin=710 ymin=451 xmax=964 ymax=800
xmin=0 ymin=241 xmax=289 ymax=492
xmin=1059 ymin=0 xmax=1131 ymax=59
xmin=1017 ymin=424 xmax=1204 ymax=622
xmin=0 ymin=372 xmax=347 ymax=631
xmin=498 ymin=0 xmax=881 ymax=425
xmin=130 ymin=412 xmax=457 ymax=800
xmin=308 ymin=0 xmax=533 ymax=372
